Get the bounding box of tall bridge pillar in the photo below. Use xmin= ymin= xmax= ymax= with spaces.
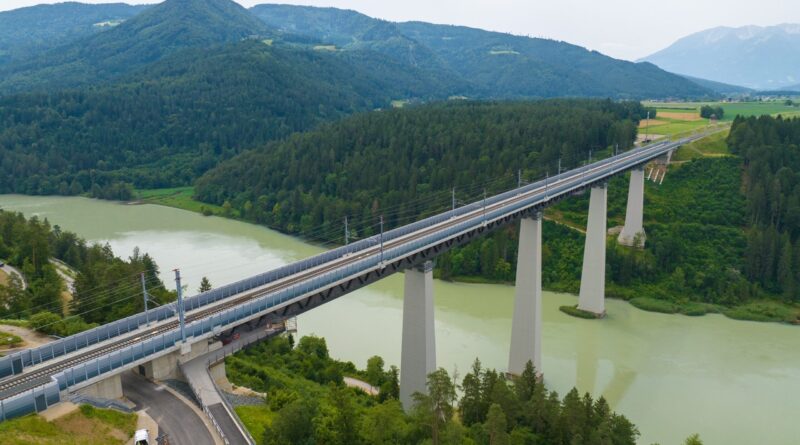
xmin=578 ymin=184 xmax=607 ymax=316
xmin=400 ymin=260 xmax=436 ymax=411
xmin=508 ymin=214 xmax=543 ymax=376
xmin=618 ymin=166 xmax=646 ymax=247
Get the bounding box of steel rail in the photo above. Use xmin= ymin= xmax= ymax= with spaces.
xmin=0 ymin=135 xmax=696 ymax=400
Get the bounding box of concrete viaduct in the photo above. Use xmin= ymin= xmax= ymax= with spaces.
xmin=0 ymin=134 xmax=706 ymax=443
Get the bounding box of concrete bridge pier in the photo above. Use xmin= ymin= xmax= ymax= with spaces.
xmin=578 ymin=184 xmax=607 ymax=316
xmin=508 ymin=214 xmax=543 ymax=376
xmin=618 ymin=167 xmax=646 ymax=247
xmin=400 ymin=260 xmax=436 ymax=411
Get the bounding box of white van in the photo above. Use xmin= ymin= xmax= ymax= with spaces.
xmin=134 ymin=429 xmax=150 ymax=445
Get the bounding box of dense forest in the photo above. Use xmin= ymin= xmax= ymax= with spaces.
xmin=252 ymin=4 xmax=712 ymax=99
xmin=196 ymin=99 xmax=647 ymax=238
xmin=0 ymin=0 xmax=269 ymax=93
xmin=195 ymin=100 xmax=799 ymax=321
xmin=227 ymin=334 xmax=645 ymax=445
xmin=0 ymin=210 xmax=173 ymax=335
xmin=0 ymin=40 xmax=447 ymax=196
xmin=728 ymin=115 xmax=800 ymax=300
xmin=0 ymin=2 xmax=146 ymax=66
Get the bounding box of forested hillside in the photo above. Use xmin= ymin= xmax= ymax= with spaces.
xmin=0 ymin=210 xmax=173 ymax=335
xmin=195 ymin=100 xmax=799 ymax=321
xmin=0 ymin=40 xmax=453 ymax=197
xmin=728 ymin=115 xmax=800 ymax=300
xmin=195 ymin=100 xmax=645 ymax=236
xmin=0 ymin=2 xmax=147 ymax=66
xmin=0 ymin=0 xmax=268 ymax=93
xmin=251 ymin=4 xmax=712 ymax=99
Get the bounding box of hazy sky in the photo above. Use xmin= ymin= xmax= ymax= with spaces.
xmin=2 ymin=0 xmax=799 ymax=60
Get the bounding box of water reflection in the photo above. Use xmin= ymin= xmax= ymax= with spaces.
xmin=1 ymin=195 xmax=798 ymax=445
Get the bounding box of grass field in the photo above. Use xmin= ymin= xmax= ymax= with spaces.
xmin=645 ymin=101 xmax=799 ymax=121
xmin=0 ymin=319 xmax=30 ymax=328
xmin=0 ymin=405 xmax=137 ymax=445
xmin=137 ymin=186 xmax=227 ymax=215
xmin=236 ymin=406 xmax=273 ymax=445
xmin=0 ymin=331 xmax=23 ymax=348
xmin=672 ymin=131 xmax=731 ymax=162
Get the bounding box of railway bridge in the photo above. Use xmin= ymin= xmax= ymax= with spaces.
xmin=0 ymin=134 xmax=706 ymax=442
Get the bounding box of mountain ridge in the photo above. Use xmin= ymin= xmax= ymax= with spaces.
xmin=641 ymin=23 xmax=800 ymax=89
xmin=0 ymin=0 xmax=270 ymax=93
xmin=251 ymin=3 xmax=712 ymax=99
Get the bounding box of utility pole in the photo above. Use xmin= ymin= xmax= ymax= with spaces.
xmin=141 ymin=272 xmax=149 ymax=325
xmin=483 ymin=189 xmax=487 ymax=223
xmin=558 ymin=158 xmax=562 ymax=175
xmin=645 ymin=110 xmax=650 ymax=142
xmin=615 ymin=143 xmax=619 ymax=156
xmin=518 ymin=169 xmax=522 ymax=189
xmin=344 ymin=216 xmax=349 ymax=245
xmin=545 ymin=171 xmax=549 ymax=198
xmin=174 ymin=269 xmax=186 ymax=343
xmin=379 ymin=215 xmax=384 ymax=264
xmin=452 ymin=188 xmax=456 ymax=213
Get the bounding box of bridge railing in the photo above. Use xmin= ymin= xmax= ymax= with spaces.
xmin=0 ymin=376 xmax=60 ymax=421
xmin=0 ymin=304 xmax=177 ymax=379
xmin=0 ymin=137 xmax=689 ymax=385
xmin=0 ymin=136 xmax=698 ymax=421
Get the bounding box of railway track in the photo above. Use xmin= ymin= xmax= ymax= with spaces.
xmin=0 ymin=138 xmax=685 ymax=400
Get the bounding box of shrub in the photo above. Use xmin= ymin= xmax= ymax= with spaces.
xmin=558 ymin=305 xmax=598 ymax=319
xmin=629 ymin=297 xmax=679 ymax=314
xmin=29 ymin=312 xmax=62 ymax=335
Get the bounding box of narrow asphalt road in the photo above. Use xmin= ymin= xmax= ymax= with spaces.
xmin=122 ymin=372 xmax=216 ymax=445
xmin=0 ymin=263 xmax=27 ymax=290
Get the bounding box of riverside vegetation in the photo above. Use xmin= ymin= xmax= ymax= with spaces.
xmin=226 ymin=334 xmax=652 ymax=445
xmin=193 ymin=101 xmax=799 ymax=323
xmin=0 ymin=209 xmax=175 ymax=336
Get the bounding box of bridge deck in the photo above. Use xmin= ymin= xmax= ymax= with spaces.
xmin=0 ymin=133 xmax=711 ymax=421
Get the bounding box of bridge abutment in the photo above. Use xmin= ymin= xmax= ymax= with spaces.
xmin=618 ymin=167 xmax=646 ymax=247
xmin=78 ymin=373 xmax=123 ymax=400
xmin=578 ymin=184 xmax=607 ymax=316
xmin=508 ymin=215 xmax=543 ymax=376
xmin=400 ymin=260 xmax=436 ymax=411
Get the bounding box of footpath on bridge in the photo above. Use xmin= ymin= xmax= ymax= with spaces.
xmin=181 ymin=325 xmax=284 ymax=445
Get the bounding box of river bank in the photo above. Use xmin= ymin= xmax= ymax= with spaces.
xmin=129 ymin=187 xmax=800 ymax=325
xmin=1 ymin=194 xmax=798 ymax=445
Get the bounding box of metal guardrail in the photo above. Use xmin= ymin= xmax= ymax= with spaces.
xmin=182 ymin=328 xmax=280 ymax=445
xmin=0 ymin=135 xmax=705 ymax=422
xmin=0 ymin=138 xmax=681 ymax=378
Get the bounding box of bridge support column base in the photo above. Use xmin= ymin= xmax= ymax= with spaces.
xmin=508 ymin=214 xmax=543 ymax=376
xmin=78 ymin=373 xmax=123 ymax=400
xmin=618 ymin=167 xmax=646 ymax=248
xmin=142 ymin=352 xmax=181 ymax=381
xmin=578 ymin=184 xmax=608 ymax=315
xmin=400 ymin=261 xmax=436 ymax=412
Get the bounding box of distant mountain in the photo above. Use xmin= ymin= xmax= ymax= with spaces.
xmin=641 ymin=24 xmax=800 ymax=90
xmin=682 ymin=75 xmax=753 ymax=95
xmin=0 ymin=0 xmax=270 ymax=93
xmin=251 ymin=4 xmax=711 ymax=99
xmin=0 ymin=2 xmax=147 ymax=64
